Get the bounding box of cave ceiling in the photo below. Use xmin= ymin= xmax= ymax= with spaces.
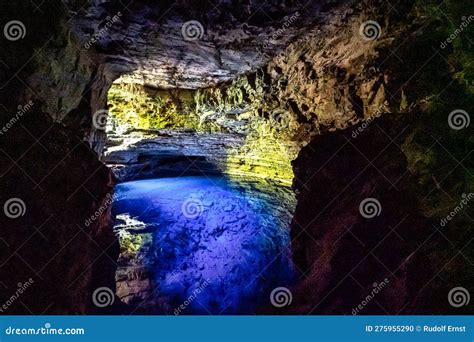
xmin=64 ymin=0 xmax=324 ymax=89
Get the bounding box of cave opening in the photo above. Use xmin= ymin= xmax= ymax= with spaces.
xmin=101 ymin=78 xmax=298 ymax=314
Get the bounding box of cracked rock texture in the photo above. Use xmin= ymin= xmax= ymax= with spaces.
xmin=0 ymin=0 xmax=472 ymax=314
xmin=64 ymin=0 xmax=320 ymax=89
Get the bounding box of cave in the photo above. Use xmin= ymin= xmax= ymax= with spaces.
xmin=103 ymin=80 xmax=297 ymax=313
xmin=0 ymin=0 xmax=472 ymax=316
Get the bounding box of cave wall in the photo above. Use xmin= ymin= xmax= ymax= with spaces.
xmin=118 ymin=0 xmax=474 ymax=315
xmin=0 ymin=0 xmax=471 ymax=314
xmin=104 ymin=0 xmax=412 ymax=184
xmin=281 ymin=0 xmax=474 ymax=314
xmin=0 ymin=0 xmax=118 ymax=314
xmin=286 ymin=112 xmax=472 ymax=314
xmin=64 ymin=0 xmax=323 ymax=89
xmin=105 ymin=82 xmax=297 ymax=183
xmin=288 ymin=117 xmax=437 ymax=314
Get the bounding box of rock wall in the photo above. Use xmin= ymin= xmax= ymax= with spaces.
xmin=103 ymin=0 xmax=411 ymax=184
xmin=105 ymin=83 xmax=297 ymax=183
xmin=0 ymin=106 xmax=118 ymax=314
xmin=100 ymin=0 xmax=474 ymax=314
xmin=0 ymin=0 xmax=118 ymax=314
xmin=285 ymin=112 xmax=472 ymax=314
xmin=0 ymin=0 xmax=471 ymax=314
xmin=287 ymin=117 xmax=436 ymax=314
xmin=275 ymin=0 xmax=473 ymax=314
xmin=64 ymin=0 xmax=322 ymax=89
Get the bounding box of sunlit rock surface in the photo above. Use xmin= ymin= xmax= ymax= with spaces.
xmin=63 ymin=0 xmax=320 ymax=89
xmin=104 ymin=82 xmax=298 ymax=182
xmin=104 ymin=128 xmax=245 ymax=182
xmin=112 ymin=176 xmax=295 ymax=314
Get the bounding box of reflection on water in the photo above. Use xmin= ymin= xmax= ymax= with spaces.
xmin=112 ymin=176 xmax=295 ymax=314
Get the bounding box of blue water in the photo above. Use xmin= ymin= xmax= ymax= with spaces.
xmin=112 ymin=176 xmax=295 ymax=314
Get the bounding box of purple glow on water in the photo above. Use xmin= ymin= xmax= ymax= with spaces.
xmin=113 ymin=176 xmax=295 ymax=314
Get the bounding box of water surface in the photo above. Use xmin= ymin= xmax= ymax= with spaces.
xmin=112 ymin=176 xmax=295 ymax=314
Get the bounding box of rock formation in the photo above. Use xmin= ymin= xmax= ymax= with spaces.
xmin=0 ymin=0 xmax=472 ymax=314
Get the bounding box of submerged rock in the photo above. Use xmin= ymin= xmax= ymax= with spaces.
xmin=112 ymin=176 xmax=296 ymax=314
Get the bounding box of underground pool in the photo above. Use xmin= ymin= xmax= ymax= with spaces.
xmin=111 ymin=175 xmax=296 ymax=314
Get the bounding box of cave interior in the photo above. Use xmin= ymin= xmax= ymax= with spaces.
xmin=0 ymin=0 xmax=472 ymax=315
